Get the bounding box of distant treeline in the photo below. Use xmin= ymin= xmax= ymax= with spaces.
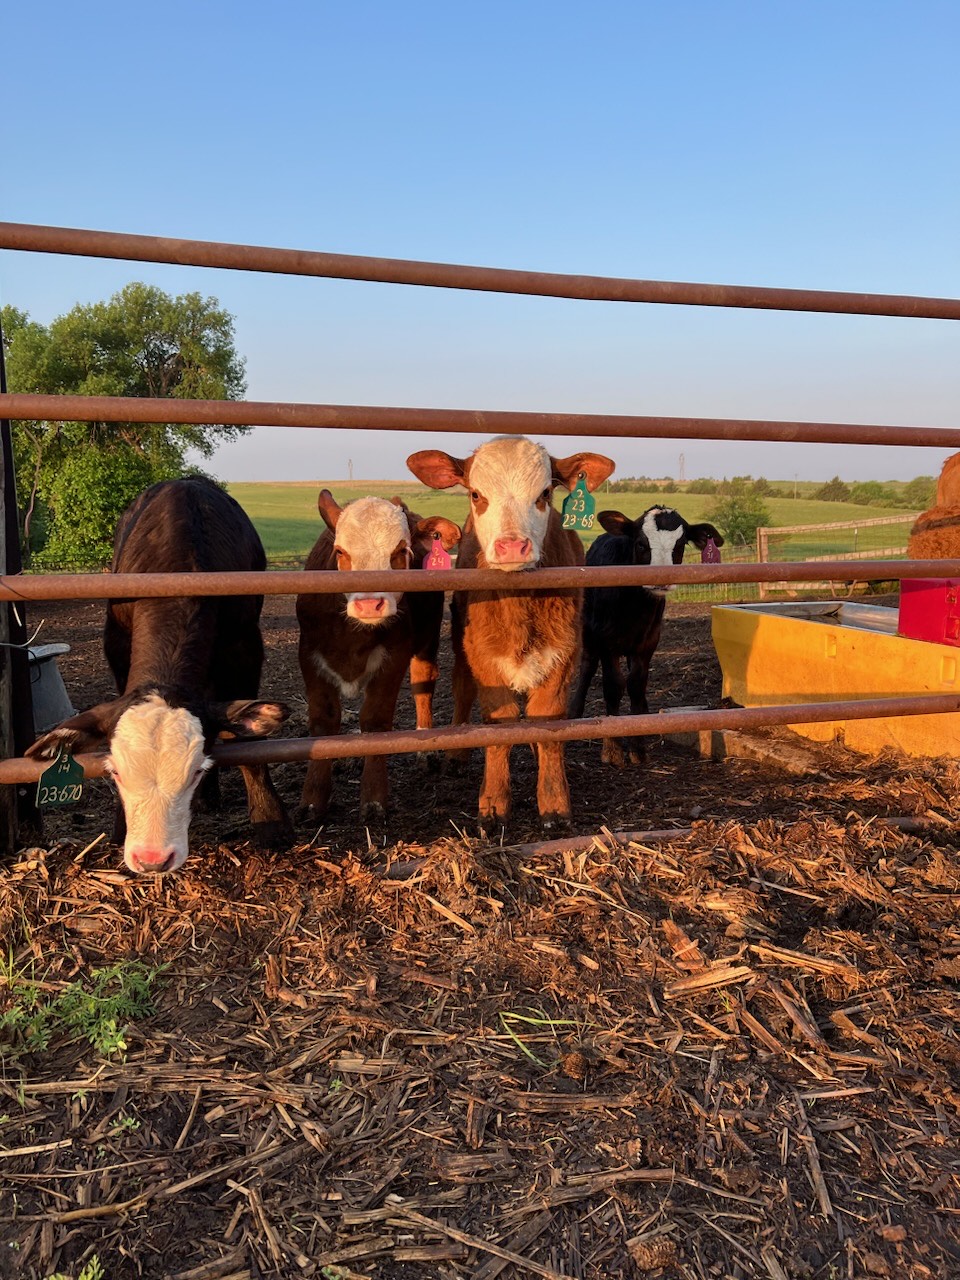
xmin=607 ymin=474 xmax=936 ymax=508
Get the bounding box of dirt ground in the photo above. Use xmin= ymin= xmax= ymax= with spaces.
xmin=1 ymin=593 xmax=959 ymax=1279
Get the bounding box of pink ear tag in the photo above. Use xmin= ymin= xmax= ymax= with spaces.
xmin=701 ymin=537 xmax=722 ymax=564
xmin=425 ymin=534 xmax=452 ymax=571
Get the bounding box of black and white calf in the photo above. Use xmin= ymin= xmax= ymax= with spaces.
xmin=568 ymin=505 xmax=723 ymax=765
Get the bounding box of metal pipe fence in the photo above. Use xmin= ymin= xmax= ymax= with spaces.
xmin=4 ymin=221 xmax=960 ymax=319
xmin=3 ymin=392 xmax=960 ymax=450
xmin=2 ymin=220 xmax=959 ymax=794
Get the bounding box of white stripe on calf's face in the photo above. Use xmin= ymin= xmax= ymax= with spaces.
xmin=107 ymin=694 xmax=211 ymax=874
xmin=467 ymin=437 xmax=553 ymax=570
xmin=640 ymin=509 xmax=686 ymax=593
xmin=334 ymin=498 xmax=410 ymax=622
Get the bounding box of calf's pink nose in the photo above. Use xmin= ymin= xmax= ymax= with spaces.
xmin=353 ymin=596 xmax=387 ymax=617
xmin=130 ymin=849 xmax=176 ymax=874
xmin=494 ymin=537 xmax=532 ymax=563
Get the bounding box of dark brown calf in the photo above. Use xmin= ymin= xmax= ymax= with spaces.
xmin=296 ymin=491 xmax=460 ymax=823
xmin=27 ymin=477 xmax=292 ymax=873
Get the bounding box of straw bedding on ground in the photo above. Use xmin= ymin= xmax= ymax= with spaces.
xmin=1 ymin=597 xmax=958 ymax=1279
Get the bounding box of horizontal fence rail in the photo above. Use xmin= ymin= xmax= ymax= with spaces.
xmin=3 ymin=393 xmax=960 ymax=450
xmin=0 ymin=560 xmax=952 ymax=603
xmin=3 ymin=222 xmax=960 ymax=320
xmin=3 ymin=695 xmax=960 ymax=784
xmin=3 ymin=220 xmax=960 ymax=851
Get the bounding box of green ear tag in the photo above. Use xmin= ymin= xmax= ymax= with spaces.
xmin=36 ymin=746 xmax=85 ymax=810
xmin=561 ymin=473 xmax=596 ymax=532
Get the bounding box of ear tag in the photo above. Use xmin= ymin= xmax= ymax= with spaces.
xmin=561 ymin=473 xmax=596 ymax=532
xmin=424 ymin=533 xmax=452 ymax=571
xmin=701 ymin=537 xmax=722 ymax=564
xmin=36 ymin=745 xmax=84 ymax=810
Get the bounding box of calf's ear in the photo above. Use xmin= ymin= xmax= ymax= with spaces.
xmin=317 ymin=489 xmax=343 ymax=531
xmin=25 ymin=705 xmax=116 ymax=759
xmin=686 ymin=522 xmax=725 ymax=549
xmin=551 ymin=452 xmax=616 ymax=492
xmin=406 ymin=450 xmax=468 ymax=490
xmin=414 ymin=516 xmax=462 ymax=552
xmin=597 ymin=510 xmax=635 ymax=537
xmin=215 ymin=700 xmax=291 ymax=739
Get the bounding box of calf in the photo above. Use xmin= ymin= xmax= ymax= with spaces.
xmin=296 ymin=491 xmax=461 ymax=823
xmin=569 ymin=505 xmax=723 ymax=764
xmin=407 ymin=436 xmax=615 ymax=832
xmin=27 ymin=477 xmax=292 ymax=873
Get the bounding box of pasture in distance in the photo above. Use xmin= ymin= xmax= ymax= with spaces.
xmin=227 ymin=479 xmax=920 ymax=563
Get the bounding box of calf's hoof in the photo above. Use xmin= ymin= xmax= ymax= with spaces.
xmin=296 ymin=801 xmax=330 ymax=826
xmin=446 ymin=748 xmax=473 ymax=775
xmin=539 ymin=812 xmax=571 ymax=836
xmin=416 ymin=750 xmax=443 ymax=774
xmin=249 ymin=818 xmax=294 ymax=852
xmin=601 ymin=739 xmax=626 ymax=767
xmin=360 ymin=800 xmax=387 ymax=826
xmin=477 ymin=810 xmax=507 ymax=841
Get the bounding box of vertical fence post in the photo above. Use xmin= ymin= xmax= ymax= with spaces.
xmin=0 ymin=314 xmax=39 ymax=857
xmin=756 ymin=525 xmax=769 ymax=600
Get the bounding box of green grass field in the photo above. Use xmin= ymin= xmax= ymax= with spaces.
xmin=227 ymin=480 xmax=918 ymax=563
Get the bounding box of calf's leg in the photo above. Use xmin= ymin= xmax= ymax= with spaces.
xmin=475 ymin=684 xmax=520 ymax=834
xmin=526 ymin=662 xmax=575 ymax=830
xmin=568 ymin=639 xmax=600 ymax=718
xmin=239 ymin=764 xmax=293 ymax=849
xmin=448 ymin=641 xmax=478 ymax=769
xmin=599 ymin=652 xmax=628 ymax=767
xmin=299 ymin=671 xmax=342 ymax=820
xmin=622 ymin=654 xmax=655 ymax=765
xmin=358 ymin=656 xmax=408 ymax=823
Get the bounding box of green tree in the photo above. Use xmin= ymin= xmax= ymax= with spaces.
xmin=901 ymin=476 xmax=935 ymax=510
xmin=848 ymin=480 xmax=894 ymax=507
xmin=813 ymin=475 xmax=851 ymax=502
xmin=3 ymin=284 xmax=247 ymax=568
xmin=707 ymin=490 xmax=772 ymax=548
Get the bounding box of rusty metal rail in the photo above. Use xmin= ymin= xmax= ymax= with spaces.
xmin=3 ymin=694 xmax=960 ymax=784
xmin=3 ymin=222 xmax=960 ymax=320
xmin=3 ymin=220 xmax=960 ymax=819
xmin=3 ymin=393 xmax=960 ymax=451
xmin=0 ymin=559 xmax=952 ymax=603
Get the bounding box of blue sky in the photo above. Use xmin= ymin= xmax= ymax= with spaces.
xmin=2 ymin=1 xmax=958 ymax=483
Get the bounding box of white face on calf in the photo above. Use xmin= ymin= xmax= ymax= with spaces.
xmin=331 ymin=497 xmax=411 ymax=623
xmin=106 ymin=694 xmax=212 ymax=874
xmin=406 ymin=437 xmax=615 ymax=572
xmin=465 ymin=437 xmax=555 ymax=570
xmin=641 ymin=508 xmax=686 ymax=593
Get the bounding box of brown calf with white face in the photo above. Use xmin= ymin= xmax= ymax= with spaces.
xmin=407 ymin=436 xmax=615 ymax=832
xmin=296 ymin=491 xmax=461 ymax=823
xmin=26 ymin=478 xmax=292 ymax=874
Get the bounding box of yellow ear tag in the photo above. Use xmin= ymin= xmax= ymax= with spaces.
xmin=561 ymin=473 xmax=596 ymax=532
xmin=36 ymin=745 xmax=85 ymax=810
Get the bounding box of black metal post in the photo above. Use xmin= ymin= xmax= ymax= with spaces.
xmin=0 ymin=311 xmax=40 ymax=854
